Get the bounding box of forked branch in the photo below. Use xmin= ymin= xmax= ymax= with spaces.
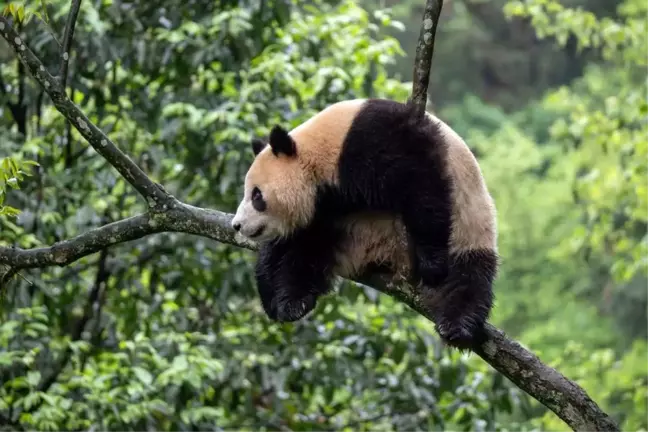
xmin=0 ymin=8 xmax=619 ymax=432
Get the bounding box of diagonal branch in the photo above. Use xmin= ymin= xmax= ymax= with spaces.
xmin=58 ymin=0 xmax=82 ymax=88
xmin=0 ymin=16 xmax=170 ymax=207
xmin=410 ymin=0 xmax=444 ymax=120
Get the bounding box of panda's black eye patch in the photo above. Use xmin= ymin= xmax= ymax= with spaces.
xmin=251 ymin=187 xmax=266 ymax=212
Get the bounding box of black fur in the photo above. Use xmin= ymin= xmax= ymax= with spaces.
xmin=255 ymin=186 xmax=346 ymax=322
xmin=269 ymin=125 xmax=296 ymax=156
xmin=252 ymin=138 xmax=266 ymax=156
xmin=254 ymin=99 xmax=495 ymax=347
xmin=336 ymin=99 xmax=453 ymax=288
xmin=424 ymin=248 xmax=498 ymax=349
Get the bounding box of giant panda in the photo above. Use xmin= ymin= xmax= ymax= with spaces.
xmin=231 ymin=98 xmax=498 ymax=348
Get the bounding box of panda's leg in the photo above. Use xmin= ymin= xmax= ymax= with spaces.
xmin=255 ymin=236 xmax=336 ymax=323
xmin=423 ymin=249 xmax=497 ymax=349
xmin=255 ymin=243 xmax=288 ymax=321
xmin=399 ymin=179 xmax=452 ymax=289
xmin=400 ymin=182 xmax=495 ymax=348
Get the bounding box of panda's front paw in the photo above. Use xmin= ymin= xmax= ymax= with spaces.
xmin=271 ymin=294 xmax=317 ymax=323
xmin=435 ymin=313 xmax=486 ymax=350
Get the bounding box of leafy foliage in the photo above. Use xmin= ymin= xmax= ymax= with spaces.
xmin=0 ymin=154 xmax=38 ymax=217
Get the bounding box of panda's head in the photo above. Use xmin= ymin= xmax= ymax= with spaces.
xmin=231 ymin=125 xmax=318 ymax=242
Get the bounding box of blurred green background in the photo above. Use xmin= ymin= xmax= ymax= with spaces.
xmin=0 ymin=0 xmax=646 ymax=430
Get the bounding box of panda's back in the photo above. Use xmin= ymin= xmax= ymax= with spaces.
xmin=340 ymin=98 xmax=445 ymax=158
xmin=336 ymin=98 xmax=497 ymax=253
xmin=335 ymin=98 xmax=451 ymax=211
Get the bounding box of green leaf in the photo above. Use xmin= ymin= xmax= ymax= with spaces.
xmin=26 ymin=371 xmax=41 ymax=387
xmin=132 ymin=366 xmax=153 ymax=386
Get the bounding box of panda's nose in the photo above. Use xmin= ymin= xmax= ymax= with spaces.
xmin=233 ymin=222 xmax=241 ymax=232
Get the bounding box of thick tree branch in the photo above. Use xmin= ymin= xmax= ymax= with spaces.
xmin=0 ymin=16 xmax=170 ymax=206
xmin=410 ymin=0 xmax=443 ymax=120
xmin=0 ymin=203 xmax=252 ymax=270
xmin=0 ymin=6 xmax=619 ymax=432
xmin=58 ymin=0 xmax=82 ymax=88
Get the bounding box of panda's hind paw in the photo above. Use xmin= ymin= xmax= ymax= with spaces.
xmin=435 ymin=315 xmax=486 ymax=350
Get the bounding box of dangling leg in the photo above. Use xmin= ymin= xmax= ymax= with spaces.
xmin=255 ymin=232 xmax=337 ymax=322
xmin=400 ymin=178 xmax=452 ymax=289
xmin=400 ymin=177 xmax=494 ymax=347
xmin=425 ymin=249 xmax=498 ymax=348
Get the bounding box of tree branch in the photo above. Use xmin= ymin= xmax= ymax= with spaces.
xmin=16 ymin=25 xmax=27 ymax=137
xmin=59 ymin=0 xmax=82 ymax=89
xmin=409 ymin=0 xmax=443 ymax=120
xmin=0 ymin=203 xmax=252 ymax=271
xmin=0 ymin=16 xmax=170 ymax=207
xmin=0 ymin=7 xmax=620 ymax=432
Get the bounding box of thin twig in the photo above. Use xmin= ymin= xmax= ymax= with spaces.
xmin=14 ymin=21 xmax=27 ymax=136
xmin=409 ymin=0 xmax=444 ymax=120
xmin=64 ymin=88 xmax=74 ymax=167
xmin=59 ymin=0 xmax=82 ymax=88
xmin=38 ymin=0 xmax=62 ymax=49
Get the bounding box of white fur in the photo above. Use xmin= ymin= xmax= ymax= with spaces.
xmin=231 ymin=198 xmax=285 ymax=242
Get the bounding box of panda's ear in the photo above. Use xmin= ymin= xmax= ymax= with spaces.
xmin=251 ymin=138 xmax=266 ymax=156
xmin=269 ymin=125 xmax=296 ymax=157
